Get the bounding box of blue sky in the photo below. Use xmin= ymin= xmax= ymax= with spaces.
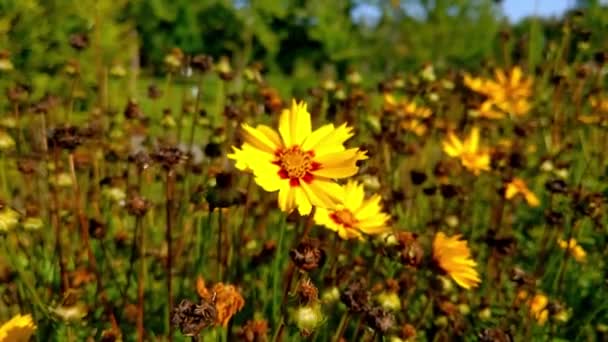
xmin=503 ymin=0 xmax=574 ymax=22
xmin=351 ymin=0 xmax=578 ymax=24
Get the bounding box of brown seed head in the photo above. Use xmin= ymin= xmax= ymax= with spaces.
xmin=289 ymin=239 xmax=326 ymax=272
xmin=171 ymin=299 xmax=218 ymax=336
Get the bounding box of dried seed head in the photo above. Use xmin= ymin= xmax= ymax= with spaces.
xmin=237 ymin=319 xmax=269 ymax=342
xmin=126 ymin=195 xmax=151 ymax=217
xmin=289 ymin=239 xmax=326 ymax=272
xmin=69 ymin=33 xmax=89 ymax=51
xmin=478 ymin=328 xmax=512 ymax=342
xmin=364 ymin=306 xmax=395 ymax=334
xmin=410 ymin=170 xmax=428 ymax=185
xmin=204 ymin=142 xmax=222 ymax=158
xmin=152 ymin=146 xmax=185 ymax=169
xmin=49 ymin=126 xmax=82 ymax=151
xmin=191 ymin=54 xmax=214 ymax=72
xmin=396 ymin=232 xmax=424 ymax=268
xmin=124 ymin=99 xmax=145 ymax=120
xmin=340 ymin=280 xmax=370 ymax=313
xmin=148 ymin=84 xmax=163 ymax=99
xmin=545 ymin=179 xmax=568 ymax=194
xmin=296 ymin=278 xmax=319 ymax=305
xmin=88 ymin=218 xmax=106 ymax=240
xmin=129 ymin=151 xmax=152 ymax=171
xmin=439 ymin=184 xmax=459 ymax=199
xmin=171 ymin=299 xmax=218 ymax=336
xmin=545 ymin=210 xmax=564 ymax=226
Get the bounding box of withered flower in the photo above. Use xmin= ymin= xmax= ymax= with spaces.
xmin=124 ymin=99 xmax=145 ymax=120
xmin=289 ymin=239 xmax=326 ymax=272
xmin=147 ymin=84 xmax=163 ymax=99
xmin=237 ymin=319 xmax=269 ymax=342
xmin=478 ymin=328 xmax=512 ymax=342
xmin=395 ymin=232 xmax=424 ymax=268
xmin=364 ymin=306 xmax=395 ymax=334
xmin=191 ymin=54 xmax=213 ymax=72
xmin=49 ymin=126 xmax=82 ymax=151
xmin=410 ymin=170 xmax=427 ymax=185
xmin=545 ymin=179 xmax=568 ymax=194
xmin=88 ymin=218 xmax=106 ymax=239
xmin=171 ymin=299 xmax=217 ymax=337
xmin=296 ymin=278 xmax=319 ymax=305
xmin=340 ymin=280 xmax=370 ymax=313
xmin=69 ymin=33 xmax=89 ymax=51
xmin=152 ymin=146 xmax=185 ymax=170
xmin=196 ymin=277 xmax=245 ymax=327
xmin=129 ymin=151 xmax=152 ymax=171
xmin=126 ymin=195 xmax=150 ymax=217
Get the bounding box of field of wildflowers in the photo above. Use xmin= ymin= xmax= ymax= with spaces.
xmin=1 ymin=1 xmax=608 ymax=341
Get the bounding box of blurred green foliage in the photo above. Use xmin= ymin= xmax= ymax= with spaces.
xmin=2 ymin=0 xmax=608 ymax=79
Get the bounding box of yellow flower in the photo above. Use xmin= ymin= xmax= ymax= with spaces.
xmin=0 ymin=314 xmax=36 ymax=342
xmin=558 ymin=238 xmax=586 ymax=263
xmin=529 ymin=293 xmax=549 ymax=325
xmin=228 ymin=100 xmax=367 ymax=215
xmin=400 ymin=119 xmax=428 ymax=136
xmin=314 ymin=181 xmax=390 ymax=240
xmin=505 ymin=178 xmax=540 ymax=207
xmin=464 ymin=67 xmax=533 ymax=117
xmin=0 ymin=207 xmax=20 ymax=232
xmin=432 ymin=232 xmax=480 ymax=289
xmin=0 ymin=130 xmax=15 ymax=151
xmin=442 ymin=127 xmax=490 ymax=175
xmin=470 ymin=101 xmax=505 ymax=120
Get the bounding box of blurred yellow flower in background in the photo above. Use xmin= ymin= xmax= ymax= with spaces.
xmin=558 ymin=238 xmax=587 ymax=263
xmin=464 ymin=67 xmax=533 ymax=117
xmin=314 ymin=181 xmax=390 ymax=240
xmin=229 ymin=100 xmax=367 ymax=215
xmin=432 ymin=232 xmax=480 ymax=289
xmin=505 ymin=178 xmax=540 ymax=207
xmin=0 ymin=314 xmax=36 ymax=342
xmin=442 ymin=127 xmax=490 ymax=175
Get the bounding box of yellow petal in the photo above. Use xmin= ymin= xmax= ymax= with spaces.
xmin=241 ymin=124 xmax=281 ymax=153
xmin=277 ymin=185 xmax=296 ymax=213
xmin=279 ymin=100 xmax=311 ymax=147
xmin=305 ymin=123 xmax=354 ymax=156
xmin=343 ymin=181 xmax=364 ymax=210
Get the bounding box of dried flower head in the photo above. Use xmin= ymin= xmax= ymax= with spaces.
xmin=341 ymin=280 xmax=370 ymax=313
xmin=365 ymin=306 xmax=395 ymax=334
xmin=289 ymin=239 xmax=326 ymax=272
xmin=171 ymin=299 xmax=217 ymax=336
xmin=237 ymin=319 xmax=269 ymax=342
xmin=296 ymin=278 xmax=319 ymax=305
xmin=152 ymin=146 xmax=185 ymax=170
xmin=196 ymin=277 xmax=245 ymax=327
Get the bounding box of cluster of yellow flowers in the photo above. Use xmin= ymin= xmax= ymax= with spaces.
xmin=464 ymin=66 xmax=533 ymax=119
xmin=0 ymin=314 xmax=36 ymax=342
xmin=230 ymin=100 xmax=481 ymax=289
xmin=383 ymin=94 xmax=433 ymax=136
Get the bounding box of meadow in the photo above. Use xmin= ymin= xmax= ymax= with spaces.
xmin=1 ymin=1 xmax=608 ymax=341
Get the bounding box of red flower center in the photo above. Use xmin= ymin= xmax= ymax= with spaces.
xmin=274 ymin=146 xmax=320 ymax=187
xmin=330 ymin=209 xmax=358 ymax=228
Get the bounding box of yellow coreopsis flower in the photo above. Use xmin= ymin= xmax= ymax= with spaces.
xmin=432 ymin=232 xmax=481 ymax=289
xmin=464 ymin=67 xmax=533 ymax=117
xmin=505 ymin=178 xmax=540 ymax=207
xmin=0 ymin=314 xmax=36 ymax=342
xmin=229 ymin=100 xmax=367 ymax=215
xmin=558 ymin=238 xmax=586 ymax=263
xmin=314 ymin=181 xmax=390 ymax=240
xmin=442 ymin=127 xmax=490 ymax=175
xmin=529 ymin=293 xmax=549 ymax=325
xmin=485 ymin=67 xmax=533 ymax=117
